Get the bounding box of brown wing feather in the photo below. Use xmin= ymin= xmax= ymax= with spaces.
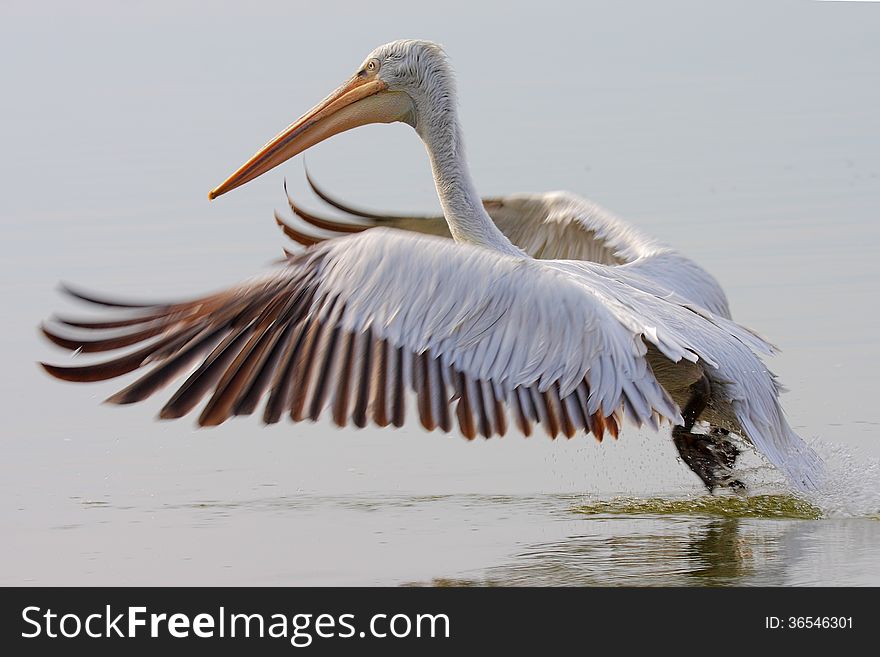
xmin=274 ymin=211 xmax=323 ymax=247
xmin=331 ymin=332 xmax=357 ymax=427
xmin=41 ymin=262 xmax=620 ymax=443
xmin=351 ymin=331 xmax=374 ymax=428
xmin=284 ymin=181 xmax=369 ymax=234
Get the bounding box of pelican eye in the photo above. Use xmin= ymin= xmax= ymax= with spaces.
xmin=357 ymin=59 xmax=380 ymax=78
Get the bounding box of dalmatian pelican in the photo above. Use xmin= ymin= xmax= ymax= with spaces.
xmin=40 ymin=40 xmax=823 ymax=492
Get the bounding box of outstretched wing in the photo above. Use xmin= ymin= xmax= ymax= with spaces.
xmin=277 ymin=176 xmax=732 ymax=319
xmin=281 ymin=173 xmax=665 ymax=265
xmin=41 ymin=228 xmax=695 ymax=439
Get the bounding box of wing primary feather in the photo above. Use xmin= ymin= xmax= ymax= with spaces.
xmin=552 ymin=384 xmax=577 ymax=438
xmin=611 ymin=409 xmax=624 ymax=437
xmin=473 ymin=377 xmax=492 ymax=439
xmin=52 ymin=310 xmax=177 ymax=330
xmin=306 ymin=320 xmax=344 ymax=422
xmin=563 ymin=391 xmax=587 ymax=436
xmin=390 ymin=345 xmax=406 ymax=428
xmin=454 ymin=370 xmax=477 ymax=440
xmin=274 ymin=211 xmax=323 ymax=247
xmin=289 ymin=316 xmax=327 ymax=422
xmin=574 ymin=382 xmax=591 ymax=426
xmin=416 ymin=351 xmax=436 ymax=431
xmin=489 ymin=381 xmax=507 ymax=437
xmin=285 ymin=185 xmax=368 ymax=234
xmin=330 ymin=331 xmax=356 ymax=427
xmin=518 ymin=386 xmax=538 ymax=422
xmin=534 ymin=388 xmax=560 ymax=438
xmin=511 ymin=387 xmax=532 ymax=437
xmin=433 ymin=355 xmax=452 ymax=432
xmin=41 ymin=320 xmax=181 ymax=354
xmin=59 ymin=283 xmax=169 ymax=309
xmin=294 ymin=207 xmax=369 ymax=234
xmin=351 ymin=331 xmax=374 ymax=428
xmin=588 ymin=411 xmax=606 ymax=443
xmin=372 ymin=339 xmax=390 ymax=427
xmin=41 ymin=323 xmax=205 ymax=383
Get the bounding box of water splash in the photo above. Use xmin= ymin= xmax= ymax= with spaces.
xmin=564 ymin=434 xmax=880 ymax=520
xmin=680 ymin=435 xmax=880 ymax=519
xmin=803 ymin=439 xmax=880 ymax=518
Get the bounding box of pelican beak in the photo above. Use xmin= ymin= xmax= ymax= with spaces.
xmin=209 ymin=76 xmax=413 ymax=200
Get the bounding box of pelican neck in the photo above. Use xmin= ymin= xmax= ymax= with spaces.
xmin=419 ymin=117 xmax=525 ymax=258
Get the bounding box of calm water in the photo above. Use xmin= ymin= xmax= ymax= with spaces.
xmin=2 ymin=1 xmax=880 ymax=586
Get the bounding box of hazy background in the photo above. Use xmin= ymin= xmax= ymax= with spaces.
xmin=2 ymin=0 xmax=879 ymax=585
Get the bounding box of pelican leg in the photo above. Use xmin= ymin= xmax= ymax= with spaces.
xmin=672 ymin=376 xmax=744 ymax=492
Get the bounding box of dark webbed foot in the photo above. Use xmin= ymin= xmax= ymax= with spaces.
xmin=673 ymin=430 xmax=744 ymax=492
xmin=672 ymin=376 xmax=744 ymax=492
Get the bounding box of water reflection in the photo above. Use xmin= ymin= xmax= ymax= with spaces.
xmin=419 ymin=502 xmax=880 ymax=587
xmin=686 ymin=517 xmax=766 ymax=585
xmin=421 ymin=516 xmax=792 ymax=586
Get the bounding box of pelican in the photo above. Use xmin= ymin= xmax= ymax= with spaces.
xmin=40 ymin=39 xmax=823 ymax=493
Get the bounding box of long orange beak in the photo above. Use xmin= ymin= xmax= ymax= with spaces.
xmin=209 ymin=75 xmax=414 ymax=200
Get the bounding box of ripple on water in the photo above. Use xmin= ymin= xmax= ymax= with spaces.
xmin=571 ymin=494 xmax=823 ymax=520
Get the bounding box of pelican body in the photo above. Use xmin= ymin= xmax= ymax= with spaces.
xmin=40 ymin=40 xmax=823 ymax=493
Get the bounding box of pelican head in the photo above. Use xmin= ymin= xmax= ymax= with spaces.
xmin=209 ymin=39 xmax=455 ymax=200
